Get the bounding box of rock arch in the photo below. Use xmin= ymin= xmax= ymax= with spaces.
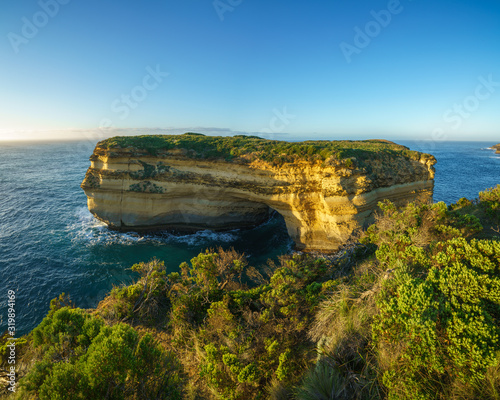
xmin=82 ymin=144 xmax=435 ymax=252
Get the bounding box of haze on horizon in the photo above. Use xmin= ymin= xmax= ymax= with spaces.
xmin=1 ymin=0 xmax=499 ymax=143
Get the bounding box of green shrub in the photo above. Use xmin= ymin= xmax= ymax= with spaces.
xmin=373 ymin=238 xmax=500 ymax=399
xmin=479 ymin=185 xmax=500 ymax=203
xmin=104 ymin=258 xmax=168 ymax=323
xmin=479 ymin=185 xmax=500 ymax=224
xmin=304 ymin=194 xmax=498 ymax=400
xmin=99 ymin=134 xmax=427 ymax=168
xmin=17 ymin=308 xmax=183 ymax=400
xmin=167 ymin=250 xmax=340 ymax=399
xmin=362 ymin=200 xmax=482 ymax=253
xmin=448 ymin=186 xmax=500 ymax=238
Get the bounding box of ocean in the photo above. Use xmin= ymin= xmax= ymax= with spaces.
xmin=0 ymin=139 xmax=499 ymax=335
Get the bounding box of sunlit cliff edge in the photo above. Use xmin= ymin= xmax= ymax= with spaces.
xmin=81 ymin=133 xmax=436 ymax=252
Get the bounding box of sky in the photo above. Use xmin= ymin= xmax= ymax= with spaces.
xmin=0 ymin=0 xmax=499 ymax=142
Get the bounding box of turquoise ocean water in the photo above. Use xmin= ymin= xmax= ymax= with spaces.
xmin=0 ymin=139 xmax=499 ymax=334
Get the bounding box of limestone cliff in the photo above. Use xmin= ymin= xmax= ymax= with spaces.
xmin=81 ymin=134 xmax=436 ymax=252
xmin=492 ymin=143 xmax=500 ymax=154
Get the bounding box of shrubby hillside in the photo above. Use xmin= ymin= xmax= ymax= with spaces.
xmin=99 ymin=133 xmax=426 ymax=167
xmin=2 ymin=185 xmax=500 ymax=400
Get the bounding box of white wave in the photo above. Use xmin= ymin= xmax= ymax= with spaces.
xmin=165 ymin=229 xmax=239 ymax=245
xmin=67 ymin=207 xmax=239 ymax=246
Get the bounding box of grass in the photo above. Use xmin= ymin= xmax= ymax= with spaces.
xmin=98 ymin=133 xmax=432 ymax=166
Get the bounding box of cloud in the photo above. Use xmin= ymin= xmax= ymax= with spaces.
xmin=0 ymin=127 xmax=292 ymax=142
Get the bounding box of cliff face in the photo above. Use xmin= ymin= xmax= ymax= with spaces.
xmin=81 ymin=135 xmax=436 ymax=252
xmin=492 ymin=144 xmax=500 ymax=154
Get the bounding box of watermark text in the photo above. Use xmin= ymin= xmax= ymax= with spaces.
xmin=6 ymin=290 xmax=17 ymax=393
xmin=8 ymin=0 xmax=71 ymax=54
xmin=213 ymin=0 xmax=243 ymax=21
xmin=340 ymin=0 xmax=413 ymax=63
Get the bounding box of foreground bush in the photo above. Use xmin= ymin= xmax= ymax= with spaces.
xmin=15 ymin=305 xmax=183 ymax=400
xmin=302 ymin=194 xmax=499 ymax=400
xmin=450 ymin=185 xmax=500 ymax=237
xmin=373 ymin=237 xmax=500 ymax=399
xmin=167 ymin=249 xmax=342 ymax=399
xmin=106 ymin=258 xmax=169 ymax=323
xmin=365 ymin=197 xmax=500 ymax=399
xmin=479 ymin=185 xmax=500 ymax=225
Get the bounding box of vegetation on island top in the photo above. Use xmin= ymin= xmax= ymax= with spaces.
xmin=98 ymin=133 xmax=431 ymax=166
xmin=3 ymin=185 xmax=500 ymax=400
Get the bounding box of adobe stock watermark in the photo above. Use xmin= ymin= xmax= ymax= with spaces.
xmin=5 ymin=290 xmax=17 ymax=393
xmin=259 ymin=107 xmax=296 ymax=140
xmin=415 ymin=74 xmax=499 ymax=152
xmin=75 ymin=64 xmax=169 ymax=155
xmin=107 ymin=65 xmax=169 ymax=121
xmin=340 ymin=0 xmax=413 ymax=64
xmin=213 ymin=0 xmax=242 ymax=21
xmin=99 ymin=64 xmax=169 ymax=136
xmin=8 ymin=0 xmax=71 ymax=54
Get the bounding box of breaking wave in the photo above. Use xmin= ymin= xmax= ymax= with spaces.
xmin=67 ymin=207 xmax=240 ymax=247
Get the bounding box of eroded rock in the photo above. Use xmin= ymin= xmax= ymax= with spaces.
xmin=81 ymin=134 xmax=436 ymax=252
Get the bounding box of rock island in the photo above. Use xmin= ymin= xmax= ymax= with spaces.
xmin=81 ymin=134 xmax=436 ymax=252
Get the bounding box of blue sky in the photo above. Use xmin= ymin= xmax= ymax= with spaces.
xmin=1 ymin=0 xmax=499 ymax=142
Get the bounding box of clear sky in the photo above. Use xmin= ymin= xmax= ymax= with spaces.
xmin=1 ymin=0 xmax=499 ymax=142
